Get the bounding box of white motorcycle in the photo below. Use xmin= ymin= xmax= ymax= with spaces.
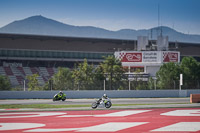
xmin=91 ymin=98 xmax=112 ymax=109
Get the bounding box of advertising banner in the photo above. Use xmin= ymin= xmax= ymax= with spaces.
xmin=115 ymin=51 xmax=180 ymax=63
xmin=163 ymin=52 xmax=179 ymax=62
xmin=142 ymin=52 xmax=158 ymax=62
xmin=120 ymin=53 xmax=142 ymax=62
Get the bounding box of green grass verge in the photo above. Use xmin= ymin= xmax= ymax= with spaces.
xmin=0 ymin=104 xmax=90 ymax=109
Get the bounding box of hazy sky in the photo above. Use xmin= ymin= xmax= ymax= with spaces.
xmin=0 ymin=0 xmax=200 ymax=35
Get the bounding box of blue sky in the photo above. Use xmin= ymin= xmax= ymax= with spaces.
xmin=0 ymin=0 xmax=200 ymax=35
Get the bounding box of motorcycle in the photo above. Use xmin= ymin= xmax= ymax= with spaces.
xmin=53 ymin=93 xmax=66 ymax=101
xmin=91 ymin=98 xmax=112 ymax=109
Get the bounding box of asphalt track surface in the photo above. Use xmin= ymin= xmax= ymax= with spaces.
xmin=0 ymin=98 xmax=191 ymax=105
xmin=0 ymin=98 xmax=200 ymax=110
xmin=0 ymin=98 xmax=200 ymax=132
xmin=0 ymin=108 xmax=200 ymax=133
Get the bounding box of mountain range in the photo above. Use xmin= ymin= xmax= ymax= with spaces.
xmin=0 ymin=15 xmax=200 ymax=43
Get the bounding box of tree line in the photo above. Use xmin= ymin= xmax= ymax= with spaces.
xmin=156 ymin=56 xmax=200 ymax=89
xmin=0 ymin=56 xmax=200 ymax=90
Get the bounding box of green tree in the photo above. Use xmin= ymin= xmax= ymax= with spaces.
xmin=26 ymin=73 xmax=40 ymax=91
xmin=180 ymin=56 xmax=200 ymax=89
xmin=155 ymin=56 xmax=200 ymax=90
xmin=148 ymin=77 xmax=155 ymax=90
xmin=0 ymin=75 xmax=11 ymax=90
xmin=100 ymin=56 xmax=125 ymax=90
xmin=94 ymin=65 xmax=105 ymax=81
xmin=156 ymin=62 xmax=180 ymax=89
xmin=52 ymin=67 xmax=73 ymax=90
xmin=131 ymin=68 xmax=147 ymax=90
xmin=72 ymin=59 xmax=95 ymax=90
xmin=93 ymin=65 xmax=105 ymax=90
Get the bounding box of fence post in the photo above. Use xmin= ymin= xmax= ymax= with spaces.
xmin=78 ymin=83 xmax=80 ymax=91
xmin=154 ymin=79 xmax=157 ymax=90
xmin=23 ymin=80 xmax=26 ymax=91
xmin=173 ymin=80 xmax=175 ymax=89
xmin=104 ymin=80 xmax=106 ymax=91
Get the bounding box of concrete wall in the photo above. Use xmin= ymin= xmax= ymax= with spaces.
xmin=0 ymin=90 xmax=200 ymax=99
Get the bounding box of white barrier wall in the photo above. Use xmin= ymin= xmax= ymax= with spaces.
xmin=0 ymin=90 xmax=200 ymax=99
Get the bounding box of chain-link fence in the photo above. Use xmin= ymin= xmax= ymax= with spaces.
xmin=63 ymin=80 xmax=200 ymax=91
xmin=4 ymin=79 xmax=200 ymax=91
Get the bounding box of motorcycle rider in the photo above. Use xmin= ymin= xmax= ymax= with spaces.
xmin=53 ymin=91 xmax=66 ymax=101
xmin=91 ymin=93 xmax=111 ymax=109
xmin=59 ymin=91 xmax=64 ymax=96
xmin=100 ymin=94 xmax=109 ymax=105
xmin=55 ymin=91 xmax=64 ymax=98
xmin=102 ymin=94 xmax=108 ymax=100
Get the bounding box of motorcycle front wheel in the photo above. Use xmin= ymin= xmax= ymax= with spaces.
xmin=53 ymin=98 xmax=56 ymax=101
xmin=62 ymin=97 xmax=66 ymax=101
xmin=105 ymin=101 xmax=112 ymax=108
xmin=91 ymin=102 xmax=97 ymax=109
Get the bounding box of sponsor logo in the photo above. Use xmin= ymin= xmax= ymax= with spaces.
xmin=163 ymin=52 xmax=178 ymax=62
xmin=121 ymin=53 xmax=142 ymax=62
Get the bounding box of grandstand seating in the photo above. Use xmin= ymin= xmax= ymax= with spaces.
xmin=0 ymin=66 xmax=58 ymax=87
xmin=9 ymin=75 xmax=18 ymax=86
xmin=16 ymin=66 xmax=26 ymax=75
xmin=4 ymin=67 xmax=13 ymax=75
xmin=0 ymin=67 xmax=6 ymax=75
xmin=16 ymin=75 xmax=24 ymax=85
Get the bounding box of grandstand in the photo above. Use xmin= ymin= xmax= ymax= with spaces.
xmin=0 ymin=33 xmax=200 ymax=87
xmin=0 ymin=65 xmax=56 ymax=86
xmin=0 ymin=33 xmax=136 ymax=87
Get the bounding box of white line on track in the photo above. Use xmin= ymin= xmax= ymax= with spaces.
xmin=0 ymin=112 xmax=66 ymax=118
xmin=161 ymin=109 xmax=200 ymax=116
xmin=59 ymin=110 xmax=151 ymax=117
xmin=152 ymin=122 xmax=200 ymax=132
xmin=25 ymin=122 xmax=148 ymax=132
xmin=77 ymin=122 xmax=148 ymax=132
xmin=0 ymin=123 xmax=45 ymax=131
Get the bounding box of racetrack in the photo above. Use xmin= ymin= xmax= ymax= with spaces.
xmin=0 ymin=108 xmax=200 ymax=133
xmin=0 ymin=98 xmax=199 ymax=110
xmin=0 ymin=97 xmax=191 ymax=105
xmin=0 ymin=98 xmax=200 ymax=132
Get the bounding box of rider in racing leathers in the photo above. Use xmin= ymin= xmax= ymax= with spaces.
xmin=99 ymin=94 xmax=109 ymax=106
xmin=56 ymin=91 xmax=64 ymax=99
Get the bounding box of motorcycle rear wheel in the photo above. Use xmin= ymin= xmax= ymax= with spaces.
xmin=53 ymin=98 xmax=56 ymax=101
xmin=62 ymin=97 xmax=66 ymax=101
xmin=91 ymin=102 xmax=97 ymax=109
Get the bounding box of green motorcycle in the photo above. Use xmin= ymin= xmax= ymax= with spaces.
xmin=53 ymin=93 xmax=66 ymax=101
